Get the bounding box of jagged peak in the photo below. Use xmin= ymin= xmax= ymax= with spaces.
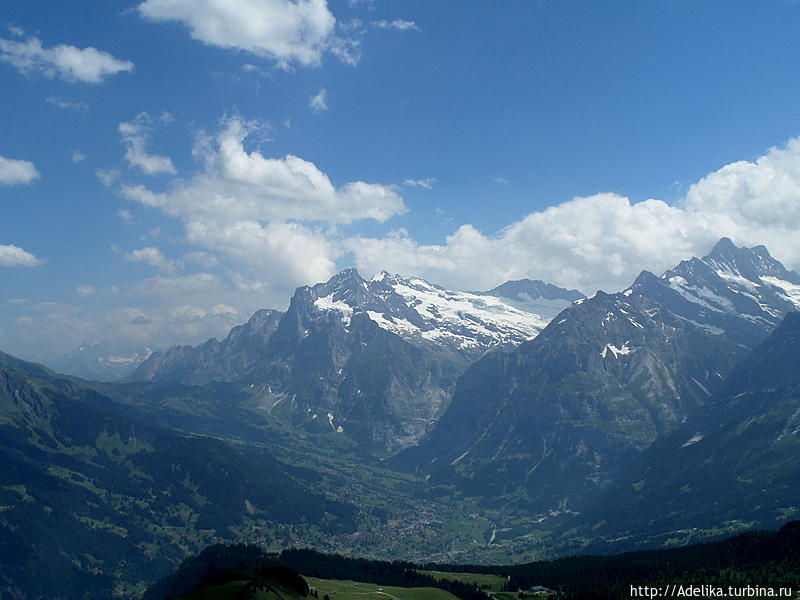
xmin=632 ymin=270 xmax=660 ymax=287
xmin=703 ymin=237 xmax=781 ymax=270
xmin=709 ymin=236 xmax=738 ymax=257
xmin=245 ymin=308 xmax=283 ymax=327
xmin=327 ymin=267 xmax=364 ymax=283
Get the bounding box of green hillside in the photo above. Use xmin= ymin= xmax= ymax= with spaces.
xmin=0 ymin=353 xmax=356 ymax=599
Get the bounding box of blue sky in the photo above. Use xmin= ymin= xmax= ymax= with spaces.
xmin=3 ymin=0 xmax=800 ymax=360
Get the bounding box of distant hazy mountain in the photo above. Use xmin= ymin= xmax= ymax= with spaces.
xmin=398 ymin=239 xmax=800 ymax=515
xmin=576 ymin=310 xmax=800 ymax=549
xmin=475 ymin=278 xmax=585 ymax=315
xmin=0 ymin=351 xmax=355 ymax=599
xmin=46 ymin=341 xmax=155 ymax=381
xmin=130 ymin=269 xmax=583 ymax=454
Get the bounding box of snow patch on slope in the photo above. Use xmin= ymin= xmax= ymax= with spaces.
xmin=601 ymin=343 xmax=635 ymax=359
xmin=761 ymin=276 xmax=800 ymax=310
xmin=314 ymin=295 xmax=353 ymax=325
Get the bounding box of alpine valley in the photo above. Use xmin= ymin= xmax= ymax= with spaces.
xmin=3 ymin=239 xmax=800 ymax=599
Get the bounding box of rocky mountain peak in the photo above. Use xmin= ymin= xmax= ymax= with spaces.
xmin=700 ymin=237 xmax=799 ymax=285
xmin=296 ymin=268 xmax=569 ymax=357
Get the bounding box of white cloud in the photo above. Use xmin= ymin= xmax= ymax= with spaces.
xmin=75 ymin=284 xmax=96 ymax=297
xmin=0 ymin=244 xmax=42 ymax=267
xmin=309 ymin=88 xmax=328 ymax=113
xmin=96 ymin=168 xmax=121 ymax=186
xmin=681 ymin=137 xmax=800 ymax=264
xmin=71 ymin=150 xmax=86 ymax=163
xmin=345 ymin=197 xmax=705 ymax=293
xmin=0 ymin=155 xmax=39 ymax=185
xmin=184 ymin=250 xmax=220 ymax=268
xmin=128 ymin=273 xmax=221 ymax=298
xmin=494 ymin=176 xmax=509 ymax=184
xmin=115 ymin=115 xmax=405 ymax=306
xmin=123 ymin=246 xmax=180 ymax=274
xmin=117 ymin=209 xmax=134 ymax=223
xmin=185 ymin=220 xmax=336 ymax=289
xmin=372 ymin=19 xmax=419 ymax=32
xmin=119 ymin=112 xmax=176 ymax=175
xmin=0 ymin=36 xmax=133 ymax=83
xmin=123 ymin=116 xmax=404 ymax=225
xmin=137 ymin=0 xmax=348 ymax=69
xmin=347 ymin=136 xmax=800 ymax=294
xmin=47 ymin=96 xmax=89 ymax=112
xmin=404 ymin=177 xmax=436 ymax=190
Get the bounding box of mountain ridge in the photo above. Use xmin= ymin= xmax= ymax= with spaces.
xmin=128 ymin=271 xmax=583 ymax=454
xmin=397 ymin=239 xmax=800 ymax=517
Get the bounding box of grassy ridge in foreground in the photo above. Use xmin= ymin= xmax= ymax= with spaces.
xmin=148 ymin=522 xmax=800 ymax=600
xmin=306 ymin=577 xmax=460 ymax=600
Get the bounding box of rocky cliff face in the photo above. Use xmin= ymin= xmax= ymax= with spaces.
xmin=130 ymin=309 xmax=283 ymax=385
xmin=575 ymin=310 xmax=800 ymax=549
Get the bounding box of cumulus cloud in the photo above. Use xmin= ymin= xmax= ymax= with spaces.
xmin=309 ymin=88 xmax=328 ymax=113
xmin=123 ymin=246 xmax=181 ymax=274
xmin=184 ymin=220 xmax=336 ymax=289
xmin=0 ymin=35 xmax=133 ymax=83
xmin=0 ymin=155 xmax=39 ymax=185
xmin=372 ymin=19 xmax=419 ymax=31
xmin=114 ymin=115 xmax=406 ymax=305
xmin=681 ymin=137 xmax=800 ymax=265
xmin=348 ymin=136 xmax=800 ymax=294
xmin=0 ymin=244 xmax=42 ymax=267
xmin=404 ymin=177 xmax=436 ymax=189
xmin=122 ymin=116 xmax=404 ymax=225
xmin=119 ymin=112 xmax=176 ymax=175
xmin=137 ymin=0 xmax=349 ymax=69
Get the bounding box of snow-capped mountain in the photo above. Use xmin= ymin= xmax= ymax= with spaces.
xmin=309 ymin=269 xmax=581 ymax=358
xmin=131 ymin=268 xmax=582 ymax=453
xmin=399 ymin=238 xmax=800 ymax=512
xmin=47 ymin=342 xmax=155 ymax=381
xmin=632 ymin=237 xmax=800 ymax=345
